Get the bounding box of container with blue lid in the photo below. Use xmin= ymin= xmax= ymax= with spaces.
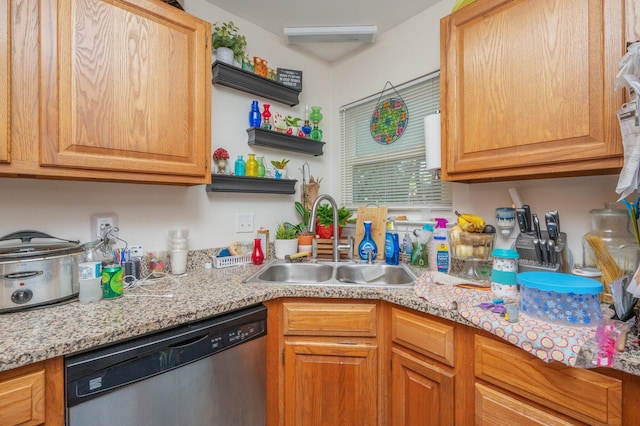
xmin=517 ymin=272 xmax=603 ymax=327
xmin=491 ymin=248 xmax=519 ymax=298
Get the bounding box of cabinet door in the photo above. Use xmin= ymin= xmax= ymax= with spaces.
xmin=1 ymin=0 xmax=9 ymax=163
xmin=284 ymin=338 xmax=378 ymax=426
xmin=39 ymin=0 xmax=211 ymax=183
xmin=441 ymin=0 xmax=625 ymax=182
xmin=0 ymin=358 xmax=63 ymax=426
xmin=390 ymin=347 xmax=454 ymax=426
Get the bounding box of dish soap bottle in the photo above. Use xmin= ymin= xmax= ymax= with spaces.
xmin=384 ymin=220 xmax=400 ymax=265
xmin=429 ymin=218 xmax=449 ymax=273
xmin=358 ymin=220 xmax=378 ymax=260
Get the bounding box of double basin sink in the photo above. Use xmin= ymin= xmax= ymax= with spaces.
xmin=243 ymin=260 xmax=416 ymax=287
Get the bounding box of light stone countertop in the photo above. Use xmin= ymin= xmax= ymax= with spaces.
xmin=1 ymin=261 xmax=639 ymax=378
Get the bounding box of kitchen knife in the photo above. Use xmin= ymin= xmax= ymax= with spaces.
xmin=532 ymin=213 xmax=542 ymax=240
xmin=533 ymin=238 xmax=543 ymax=264
xmin=522 ymin=205 xmax=532 ymax=232
xmin=516 ymin=209 xmax=528 ymax=233
xmin=550 ymin=210 xmax=560 ymax=234
xmin=540 ymin=238 xmax=549 ymax=265
xmin=545 ymin=213 xmax=556 ymax=242
xmin=547 ymin=240 xmax=555 ymax=265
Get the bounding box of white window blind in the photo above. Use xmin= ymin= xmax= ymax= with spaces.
xmin=340 ymin=72 xmax=452 ymax=209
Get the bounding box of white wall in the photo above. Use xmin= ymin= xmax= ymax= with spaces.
xmin=0 ymin=0 xmax=626 ymax=263
xmin=0 ymin=0 xmax=334 ymax=253
xmin=330 ymin=0 xmax=625 ymax=261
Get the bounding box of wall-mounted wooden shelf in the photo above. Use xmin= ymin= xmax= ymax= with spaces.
xmin=247 ymin=128 xmax=325 ymax=156
xmin=206 ymin=175 xmax=297 ymax=194
xmin=212 ymin=62 xmax=301 ymax=106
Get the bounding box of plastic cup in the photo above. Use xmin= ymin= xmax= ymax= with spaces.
xmin=170 ymin=250 xmax=188 ymax=275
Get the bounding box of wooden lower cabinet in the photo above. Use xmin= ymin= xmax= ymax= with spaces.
xmin=284 ymin=338 xmax=378 ymax=425
xmin=0 ymin=357 xmax=64 ymax=426
xmin=390 ymin=347 xmax=454 ymax=425
xmin=266 ymin=299 xmax=640 ymax=425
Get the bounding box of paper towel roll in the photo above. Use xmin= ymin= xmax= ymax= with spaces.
xmin=424 ymin=112 xmax=441 ymax=170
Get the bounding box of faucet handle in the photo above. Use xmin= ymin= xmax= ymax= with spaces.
xmin=337 ymin=236 xmax=354 ymax=261
xmin=367 ymin=250 xmax=374 ymax=264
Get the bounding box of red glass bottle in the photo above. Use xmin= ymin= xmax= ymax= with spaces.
xmin=252 ymin=238 xmax=265 ymax=265
xmin=262 ymin=104 xmax=272 ymax=130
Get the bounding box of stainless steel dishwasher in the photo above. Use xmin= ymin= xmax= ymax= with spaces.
xmin=65 ymin=304 xmax=266 ymax=426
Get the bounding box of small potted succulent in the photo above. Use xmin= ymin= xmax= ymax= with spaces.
xmin=271 ymin=158 xmax=290 ymax=179
xmin=274 ymin=222 xmax=298 ymax=259
xmin=212 ymin=21 xmax=247 ymax=65
xmin=213 ymin=148 xmax=230 ymax=174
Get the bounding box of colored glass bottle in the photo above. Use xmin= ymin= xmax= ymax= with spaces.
xmin=246 ymin=154 xmax=258 ymax=176
xmin=262 ymin=104 xmax=272 ymax=130
xmin=234 ymin=155 xmax=246 ymax=176
xmin=251 ymin=238 xmax=265 ymax=265
xmin=358 ymin=220 xmax=378 ymax=260
xmin=256 ymin=156 xmax=265 ymax=177
xmin=249 ymin=100 xmax=261 ymax=128
xmin=309 ymin=106 xmax=323 ymax=124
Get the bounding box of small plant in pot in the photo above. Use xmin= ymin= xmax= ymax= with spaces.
xmin=271 ymin=158 xmax=289 ymax=179
xmin=315 ymin=204 xmax=354 ymax=239
xmin=212 ymin=21 xmax=247 ymax=65
xmin=274 ymin=222 xmax=298 ymax=259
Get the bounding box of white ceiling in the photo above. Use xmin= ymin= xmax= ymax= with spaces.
xmin=203 ymin=0 xmax=442 ymax=62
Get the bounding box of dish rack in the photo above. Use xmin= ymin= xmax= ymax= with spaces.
xmin=213 ymin=254 xmax=252 ymax=268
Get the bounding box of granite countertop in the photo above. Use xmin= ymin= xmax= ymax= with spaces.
xmin=1 ymin=261 xmax=639 ymax=377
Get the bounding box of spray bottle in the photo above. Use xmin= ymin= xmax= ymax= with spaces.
xmin=429 ymin=218 xmax=449 ymax=273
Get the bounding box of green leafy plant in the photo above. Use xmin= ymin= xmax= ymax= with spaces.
xmin=285 ymin=116 xmax=302 ymax=127
xmin=315 ymin=204 xmax=354 ymax=227
xmin=212 ymin=21 xmax=247 ymax=62
xmin=275 ymin=222 xmax=297 ymax=240
xmin=294 ymin=201 xmax=310 ymax=228
xmin=271 ymin=158 xmax=290 ymax=169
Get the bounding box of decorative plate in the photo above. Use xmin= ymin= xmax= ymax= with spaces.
xmin=370 ymin=98 xmax=409 ymax=144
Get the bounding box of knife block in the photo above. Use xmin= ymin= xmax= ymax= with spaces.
xmin=515 ymin=231 xmax=570 ymax=273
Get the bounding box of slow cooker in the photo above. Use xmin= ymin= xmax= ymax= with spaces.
xmin=0 ymin=230 xmax=84 ymax=313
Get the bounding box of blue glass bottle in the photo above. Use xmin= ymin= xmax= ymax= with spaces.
xmin=249 ymin=100 xmax=261 ymax=128
xmin=234 ymin=155 xmax=246 ymax=176
xmin=358 ymin=221 xmax=378 ymax=260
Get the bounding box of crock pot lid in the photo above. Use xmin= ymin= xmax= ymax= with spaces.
xmin=517 ymin=271 xmax=603 ymax=294
xmin=0 ymin=231 xmax=83 ymax=260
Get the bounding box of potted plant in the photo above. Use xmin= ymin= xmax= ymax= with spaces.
xmin=274 ymin=222 xmax=298 ymax=259
xmin=212 ymin=21 xmax=247 ymax=65
xmin=271 ymin=158 xmax=289 ymax=179
xmin=315 ymin=204 xmax=354 ymax=239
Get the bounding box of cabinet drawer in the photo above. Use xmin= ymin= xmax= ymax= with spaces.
xmin=391 ymin=307 xmax=455 ymax=367
xmin=0 ymin=367 xmax=46 ymax=426
xmin=475 ymin=334 xmax=622 ymax=425
xmin=283 ymin=302 xmax=377 ymax=336
xmin=475 ymin=382 xmax=577 ymax=425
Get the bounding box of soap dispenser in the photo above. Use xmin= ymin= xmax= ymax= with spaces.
xmin=358 ymin=220 xmax=378 ymax=260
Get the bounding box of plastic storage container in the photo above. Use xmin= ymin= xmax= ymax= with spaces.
xmin=491 ymin=249 xmax=519 ymax=298
xmin=517 ymin=272 xmax=603 ymax=327
xmin=582 ymin=204 xmax=639 ymax=277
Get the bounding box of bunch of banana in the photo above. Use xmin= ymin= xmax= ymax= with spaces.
xmin=454 ymin=211 xmax=486 ymax=233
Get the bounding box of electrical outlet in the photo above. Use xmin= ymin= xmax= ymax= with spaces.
xmin=91 ymin=213 xmax=118 ymax=239
xmin=129 ymin=245 xmax=144 ymax=258
xmin=235 ymin=213 xmax=254 ymax=233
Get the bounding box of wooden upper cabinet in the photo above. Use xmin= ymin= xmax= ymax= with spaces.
xmin=440 ymin=0 xmax=626 ymax=182
xmin=1 ymin=0 xmax=9 ymax=164
xmin=36 ymin=0 xmax=211 ymax=184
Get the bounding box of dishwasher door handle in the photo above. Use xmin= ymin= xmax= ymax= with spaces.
xmin=168 ymin=333 xmax=209 ymax=349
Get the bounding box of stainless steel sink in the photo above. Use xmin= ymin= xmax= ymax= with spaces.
xmin=243 ymin=260 xmax=416 ymax=287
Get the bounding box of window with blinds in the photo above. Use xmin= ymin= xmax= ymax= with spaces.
xmin=340 ymin=72 xmax=452 ymax=209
